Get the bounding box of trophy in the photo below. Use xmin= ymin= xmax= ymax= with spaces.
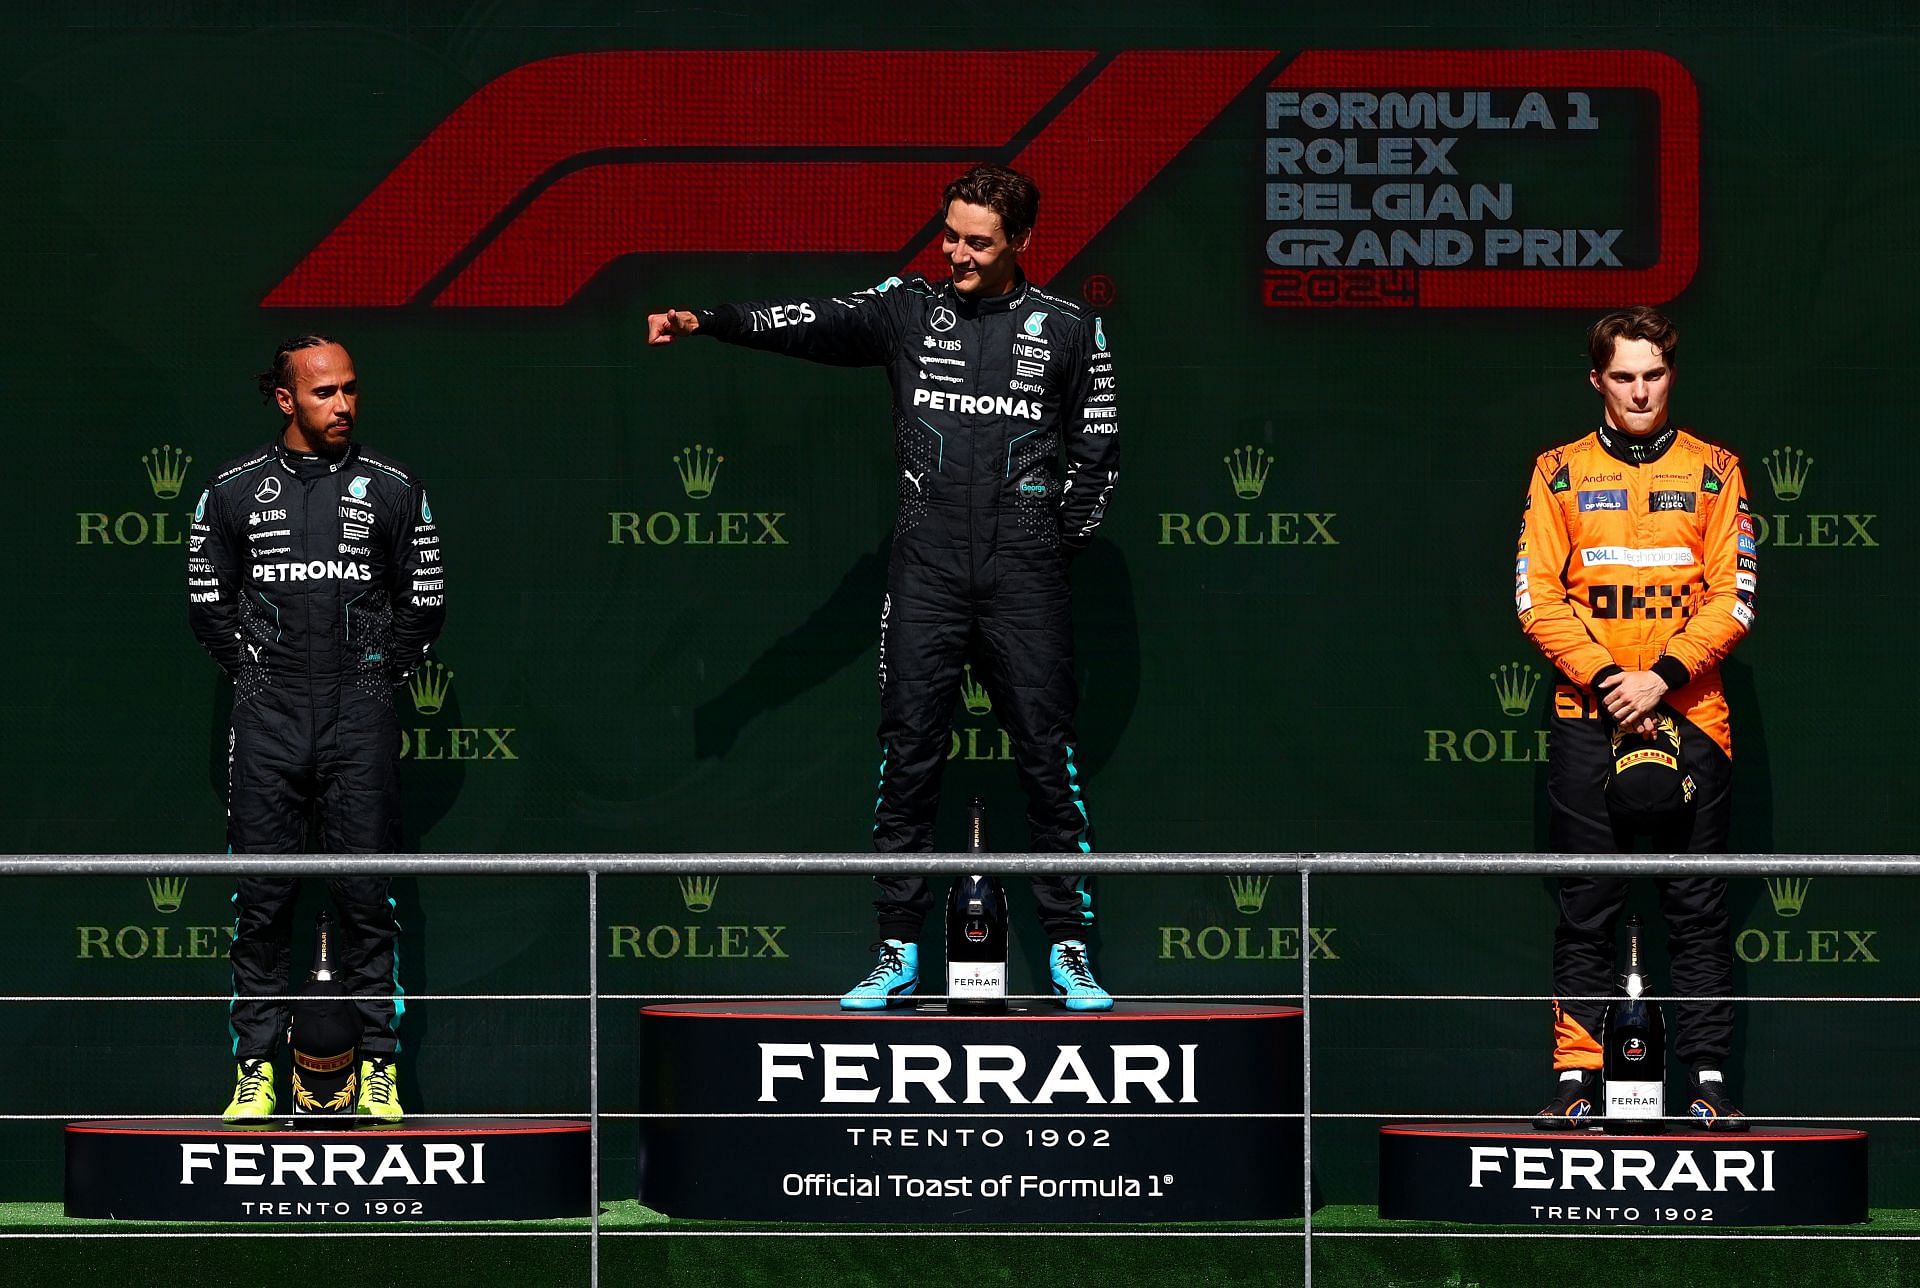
xmin=287 ymin=910 xmax=358 ymax=1116
xmin=1601 ymin=915 xmax=1667 ymax=1132
xmin=945 ymin=797 xmax=1007 ymax=1012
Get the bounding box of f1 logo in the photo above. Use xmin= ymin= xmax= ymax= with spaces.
xmin=263 ymin=50 xmax=1276 ymax=308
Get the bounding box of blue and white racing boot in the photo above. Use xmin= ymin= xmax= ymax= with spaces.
xmin=1049 ymin=939 xmax=1114 ymax=1011
xmin=840 ymin=939 xmax=919 ymax=1010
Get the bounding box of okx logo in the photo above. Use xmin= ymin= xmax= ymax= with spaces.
xmin=1737 ymin=877 xmax=1881 ymax=966
xmin=77 ymin=445 xmax=195 ymax=546
xmin=609 ymin=445 xmax=789 ymax=548
xmin=607 ymin=875 xmax=789 ymax=961
xmin=1160 ymin=873 xmax=1338 ymax=963
xmin=261 ymin=50 xmax=1274 ymax=308
xmin=1749 ymin=444 xmax=1875 ymax=550
xmin=399 ymin=660 xmax=518 ymax=762
xmin=1424 ymin=661 xmax=1549 ymax=764
xmin=1158 ymin=438 xmax=1338 ymax=547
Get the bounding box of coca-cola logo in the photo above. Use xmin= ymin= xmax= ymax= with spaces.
xmin=1623 ymin=1037 xmax=1647 ymax=1063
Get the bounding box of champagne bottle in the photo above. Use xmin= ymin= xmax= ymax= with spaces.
xmin=945 ymin=798 xmax=1008 ymax=1012
xmin=288 ymin=911 xmax=359 ymax=1115
xmin=1601 ymin=914 xmax=1666 ymax=1133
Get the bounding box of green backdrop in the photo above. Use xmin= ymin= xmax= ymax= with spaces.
xmin=3 ymin=1 xmax=1914 ymax=1210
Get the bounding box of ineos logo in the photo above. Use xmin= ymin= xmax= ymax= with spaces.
xmin=253 ymin=476 xmax=283 ymax=504
xmin=930 ymin=307 xmax=956 ymax=333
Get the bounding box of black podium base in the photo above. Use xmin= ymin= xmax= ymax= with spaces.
xmin=638 ymin=1000 xmax=1303 ymax=1223
xmin=65 ymin=1118 xmax=589 ymax=1220
xmin=1379 ymin=1122 xmax=1868 ymax=1226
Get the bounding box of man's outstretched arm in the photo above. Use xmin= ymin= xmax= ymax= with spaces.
xmin=648 ymin=282 xmax=902 ymax=367
xmin=1057 ymin=315 xmax=1119 ymax=552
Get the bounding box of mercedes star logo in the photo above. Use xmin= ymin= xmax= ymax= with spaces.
xmin=930 ymin=307 xmax=957 ymax=333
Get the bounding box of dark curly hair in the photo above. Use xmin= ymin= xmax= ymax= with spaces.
xmin=257 ymin=335 xmax=341 ymax=407
xmin=942 ymin=164 xmax=1040 ymax=240
xmin=1588 ymin=308 xmax=1677 ymax=373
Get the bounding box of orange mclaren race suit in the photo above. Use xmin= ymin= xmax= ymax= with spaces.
xmin=1516 ymin=423 xmax=1756 ymax=1073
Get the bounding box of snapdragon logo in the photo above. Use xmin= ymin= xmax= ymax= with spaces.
xmin=1158 ymin=438 xmax=1338 ymax=547
xmin=76 ymin=445 xmax=197 ymax=546
xmin=1749 ymin=445 xmax=1876 ymax=549
xmin=608 ymin=446 xmax=790 ymax=547
xmin=1735 ymin=877 xmax=1880 ymax=967
xmin=1424 ymin=661 xmax=1549 ymax=764
xmin=398 ymin=660 xmax=518 ymax=762
xmin=606 ymin=875 xmax=788 ymax=961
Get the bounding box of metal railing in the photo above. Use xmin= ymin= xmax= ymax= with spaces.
xmin=8 ymin=851 xmax=1920 ymax=1288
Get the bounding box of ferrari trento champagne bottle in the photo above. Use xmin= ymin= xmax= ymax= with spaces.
xmin=288 ymin=911 xmax=359 ymax=1115
xmin=1601 ymin=914 xmax=1666 ymax=1132
xmin=945 ymin=798 xmax=1007 ymax=1012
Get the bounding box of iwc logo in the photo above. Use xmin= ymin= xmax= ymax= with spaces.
xmin=398 ymin=660 xmax=518 ymax=762
xmin=606 ymin=876 xmax=789 ymax=961
xmin=608 ymin=445 xmax=790 ymax=547
xmin=1424 ymin=662 xmax=1549 ymax=764
xmin=76 ymin=444 xmax=196 ymax=546
xmin=1157 ymin=439 xmax=1338 ymax=547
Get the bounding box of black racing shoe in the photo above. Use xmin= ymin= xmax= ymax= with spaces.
xmin=1685 ymin=1073 xmax=1749 ymax=1132
xmin=1532 ymin=1071 xmax=1599 ymax=1131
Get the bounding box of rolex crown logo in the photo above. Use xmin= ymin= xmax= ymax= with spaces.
xmin=1766 ymin=876 xmax=1811 ymax=918
xmin=145 ymin=875 xmax=189 ymax=914
xmin=674 ymin=444 xmax=724 ymax=500
xmin=960 ymin=663 xmax=992 ymax=716
xmin=678 ymin=875 xmax=719 ymax=913
xmin=1490 ymin=662 xmax=1542 ymax=717
xmin=1763 ymin=445 xmax=1812 ymax=502
xmin=142 ymin=444 xmax=192 ymax=500
xmin=1228 ymin=874 xmax=1272 ymax=915
xmin=1224 ymin=445 xmax=1272 ymax=500
xmin=409 ymin=660 xmax=453 ymax=715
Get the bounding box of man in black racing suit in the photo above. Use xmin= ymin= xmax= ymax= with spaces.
xmin=648 ymin=165 xmax=1119 ymax=1010
xmin=188 ymin=335 xmax=444 ymax=1121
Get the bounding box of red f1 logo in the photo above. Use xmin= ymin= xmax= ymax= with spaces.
xmin=263 ymin=50 xmax=1275 ymax=308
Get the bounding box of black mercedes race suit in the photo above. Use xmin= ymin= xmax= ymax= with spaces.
xmin=697 ymin=272 xmax=1118 ymax=942
xmin=187 ymin=440 xmax=444 ymax=1058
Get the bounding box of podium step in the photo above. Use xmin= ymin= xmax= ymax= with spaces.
xmin=1379 ymin=1121 xmax=1868 ymax=1226
xmin=65 ymin=1117 xmax=588 ymax=1221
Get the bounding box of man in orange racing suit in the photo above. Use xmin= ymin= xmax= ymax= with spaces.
xmin=1519 ymin=308 xmax=1753 ymax=1132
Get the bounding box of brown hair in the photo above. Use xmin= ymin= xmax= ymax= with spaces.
xmin=1588 ymin=307 xmax=1677 ymax=372
xmin=942 ymin=164 xmax=1040 ymax=240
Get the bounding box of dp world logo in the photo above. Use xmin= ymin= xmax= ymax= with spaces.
xmin=399 ymin=660 xmax=518 ymax=762
xmin=607 ymin=875 xmax=788 ymax=961
xmin=1424 ymin=662 xmax=1548 ymax=764
xmin=1737 ymin=877 xmax=1881 ymax=966
xmin=1158 ymin=436 xmax=1336 ymax=547
xmin=1749 ymin=444 xmax=1875 ymax=549
xmin=76 ymin=445 xmax=197 ymax=547
xmin=609 ymin=446 xmax=789 ymax=548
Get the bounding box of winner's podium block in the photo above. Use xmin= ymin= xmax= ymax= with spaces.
xmin=639 ymin=1001 xmax=1303 ymax=1222
xmin=66 ymin=1118 xmax=589 ymax=1220
xmin=1379 ymin=1122 xmax=1868 ymax=1226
